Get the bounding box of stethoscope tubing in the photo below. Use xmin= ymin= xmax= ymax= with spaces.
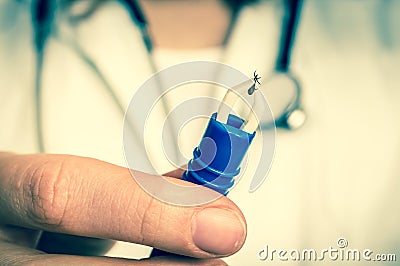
xmin=267 ymin=0 xmax=305 ymax=130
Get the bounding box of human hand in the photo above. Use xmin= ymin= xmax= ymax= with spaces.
xmin=0 ymin=153 xmax=246 ymax=265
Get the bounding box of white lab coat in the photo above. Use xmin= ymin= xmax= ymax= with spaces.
xmin=0 ymin=0 xmax=399 ymax=265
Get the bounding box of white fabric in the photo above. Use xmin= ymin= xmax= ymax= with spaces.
xmin=0 ymin=0 xmax=399 ymax=265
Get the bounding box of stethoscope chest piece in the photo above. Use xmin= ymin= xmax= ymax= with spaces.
xmin=283 ymin=108 xmax=306 ymax=130
xmin=259 ymin=72 xmax=306 ymax=130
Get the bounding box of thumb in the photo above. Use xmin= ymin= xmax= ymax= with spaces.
xmin=0 ymin=153 xmax=247 ymax=258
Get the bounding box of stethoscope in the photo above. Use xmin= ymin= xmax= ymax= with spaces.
xmin=267 ymin=0 xmax=306 ymax=130
xmin=31 ymin=0 xmax=305 ymax=153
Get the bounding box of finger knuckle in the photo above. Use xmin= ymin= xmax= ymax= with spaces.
xmin=23 ymin=157 xmax=73 ymax=228
xmin=135 ymin=191 xmax=163 ymax=246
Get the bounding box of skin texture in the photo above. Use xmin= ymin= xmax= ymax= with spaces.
xmin=0 ymin=153 xmax=246 ymax=265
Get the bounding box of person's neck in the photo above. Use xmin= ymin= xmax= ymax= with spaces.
xmin=138 ymin=0 xmax=232 ymax=49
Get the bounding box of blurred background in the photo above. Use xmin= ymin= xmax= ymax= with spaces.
xmin=0 ymin=0 xmax=399 ymax=265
